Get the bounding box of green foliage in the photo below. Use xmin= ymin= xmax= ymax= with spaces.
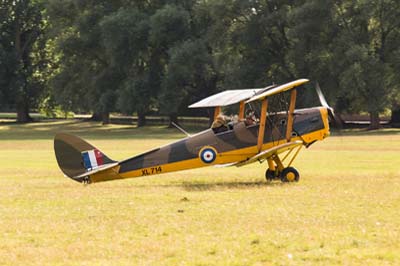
xmin=45 ymin=0 xmax=122 ymax=122
xmin=100 ymin=7 xmax=156 ymax=120
xmin=118 ymin=75 xmax=150 ymax=115
xmin=150 ymin=4 xmax=191 ymax=47
xmin=160 ymin=39 xmax=217 ymax=116
xmin=1 ymin=0 xmax=400 ymax=126
xmin=328 ymin=0 xmax=400 ymax=127
xmin=38 ymin=100 xmax=74 ymax=118
xmin=0 ymin=0 xmax=50 ymax=121
xmin=100 ymin=8 xmax=149 ymax=70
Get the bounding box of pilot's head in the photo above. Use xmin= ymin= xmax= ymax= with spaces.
xmin=246 ymin=110 xmax=255 ymax=118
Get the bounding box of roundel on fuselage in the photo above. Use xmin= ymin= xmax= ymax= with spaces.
xmin=199 ymin=146 xmax=217 ymax=164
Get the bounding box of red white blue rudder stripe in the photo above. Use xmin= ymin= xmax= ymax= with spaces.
xmin=82 ymin=149 xmax=104 ymax=170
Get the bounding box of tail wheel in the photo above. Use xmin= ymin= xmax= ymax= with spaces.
xmin=280 ymin=167 xmax=300 ymax=182
xmin=265 ymin=169 xmax=279 ymax=182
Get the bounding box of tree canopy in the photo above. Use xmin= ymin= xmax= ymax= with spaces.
xmin=0 ymin=0 xmax=399 ymax=128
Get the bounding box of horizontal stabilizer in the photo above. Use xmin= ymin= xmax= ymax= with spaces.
xmin=72 ymin=162 xmax=119 ymax=182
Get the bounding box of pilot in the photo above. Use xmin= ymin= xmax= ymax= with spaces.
xmin=211 ymin=114 xmax=229 ymax=133
xmin=244 ymin=110 xmax=257 ymax=126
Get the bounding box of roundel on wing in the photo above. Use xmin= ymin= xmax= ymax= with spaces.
xmin=199 ymin=147 xmax=217 ymax=164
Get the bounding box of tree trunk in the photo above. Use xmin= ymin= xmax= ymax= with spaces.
xmin=137 ymin=111 xmax=146 ymax=127
xmin=102 ymin=112 xmax=110 ymax=125
xmin=390 ymin=106 xmax=400 ymax=128
xmin=331 ymin=112 xmax=344 ymax=129
xmin=369 ymin=111 xmax=380 ymax=130
xmin=90 ymin=112 xmax=102 ymax=121
xmin=16 ymin=101 xmax=32 ymax=123
xmin=89 ymin=112 xmax=110 ymax=124
xmin=15 ymin=21 xmax=32 ymax=124
xmin=168 ymin=113 xmax=178 ymax=128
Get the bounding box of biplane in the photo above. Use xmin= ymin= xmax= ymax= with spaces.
xmin=54 ymin=78 xmax=333 ymax=184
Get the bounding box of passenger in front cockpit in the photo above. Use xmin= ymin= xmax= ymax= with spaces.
xmin=211 ymin=114 xmax=229 ymax=133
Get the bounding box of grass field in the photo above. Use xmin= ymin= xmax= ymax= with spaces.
xmin=0 ymin=120 xmax=399 ymax=265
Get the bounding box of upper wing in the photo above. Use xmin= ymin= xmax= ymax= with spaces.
xmin=188 ymin=79 xmax=307 ymax=108
xmin=188 ymin=88 xmax=272 ymax=108
xmin=233 ymin=141 xmax=303 ymax=167
xmin=246 ymin=79 xmax=309 ymax=103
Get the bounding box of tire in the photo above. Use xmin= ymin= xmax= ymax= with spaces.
xmin=280 ymin=167 xmax=300 ymax=182
xmin=265 ymin=169 xmax=278 ymax=181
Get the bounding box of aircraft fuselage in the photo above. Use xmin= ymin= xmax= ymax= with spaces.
xmin=88 ymin=107 xmax=330 ymax=183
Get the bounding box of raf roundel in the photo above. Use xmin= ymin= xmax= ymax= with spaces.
xmin=199 ymin=147 xmax=217 ymax=164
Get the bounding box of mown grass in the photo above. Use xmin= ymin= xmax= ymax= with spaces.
xmin=0 ymin=120 xmax=399 ymax=265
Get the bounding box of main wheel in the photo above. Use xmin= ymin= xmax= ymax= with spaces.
xmin=280 ymin=167 xmax=300 ymax=182
xmin=265 ymin=169 xmax=279 ymax=181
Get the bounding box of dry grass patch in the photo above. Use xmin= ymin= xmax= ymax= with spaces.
xmin=0 ymin=121 xmax=399 ymax=265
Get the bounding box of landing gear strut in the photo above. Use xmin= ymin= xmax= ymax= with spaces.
xmin=264 ymin=148 xmax=301 ymax=183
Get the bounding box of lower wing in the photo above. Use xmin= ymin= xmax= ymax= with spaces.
xmin=224 ymin=140 xmax=303 ymax=167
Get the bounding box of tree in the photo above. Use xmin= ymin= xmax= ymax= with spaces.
xmin=100 ymin=7 xmax=154 ymax=126
xmin=46 ymin=0 xmax=123 ymax=124
xmin=288 ymin=0 xmax=340 ymax=106
xmin=39 ymin=0 xmax=400 ymax=129
xmin=0 ymin=0 xmax=48 ymax=122
xmin=145 ymin=2 xmax=220 ymax=125
xmin=206 ymin=0 xmax=298 ymax=90
xmin=160 ymin=39 xmax=217 ymax=125
xmin=332 ymin=0 xmax=400 ymax=129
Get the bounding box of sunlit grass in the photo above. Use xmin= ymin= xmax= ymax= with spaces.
xmin=0 ymin=121 xmax=399 ymax=265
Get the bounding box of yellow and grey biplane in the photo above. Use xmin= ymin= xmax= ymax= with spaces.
xmin=54 ymin=79 xmax=333 ymax=184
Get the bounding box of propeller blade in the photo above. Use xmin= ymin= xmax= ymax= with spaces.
xmin=315 ymin=82 xmax=341 ymax=126
xmin=316 ymin=82 xmax=330 ymax=109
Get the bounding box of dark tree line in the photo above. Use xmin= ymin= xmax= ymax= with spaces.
xmin=1 ymin=0 xmax=400 ymax=128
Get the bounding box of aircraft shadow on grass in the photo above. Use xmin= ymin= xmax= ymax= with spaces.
xmin=179 ymin=180 xmax=286 ymax=191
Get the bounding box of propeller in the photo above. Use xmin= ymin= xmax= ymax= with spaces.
xmin=315 ymin=82 xmax=341 ymax=127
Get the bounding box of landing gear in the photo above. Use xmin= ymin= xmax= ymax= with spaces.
xmin=265 ymin=167 xmax=300 ymax=182
xmin=265 ymin=152 xmax=300 ymax=183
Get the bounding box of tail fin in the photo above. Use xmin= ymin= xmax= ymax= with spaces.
xmin=54 ymin=133 xmax=116 ymax=183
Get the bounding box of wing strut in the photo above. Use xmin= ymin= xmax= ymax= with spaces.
xmin=257 ymin=98 xmax=268 ymax=152
xmin=214 ymin=106 xmax=221 ymax=120
xmin=285 ymin=89 xmax=297 ymax=142
xmin=238 ymin=101 xmax=245 ymax=120
xmin=171 ymin=122 xmax=191 ymax=137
